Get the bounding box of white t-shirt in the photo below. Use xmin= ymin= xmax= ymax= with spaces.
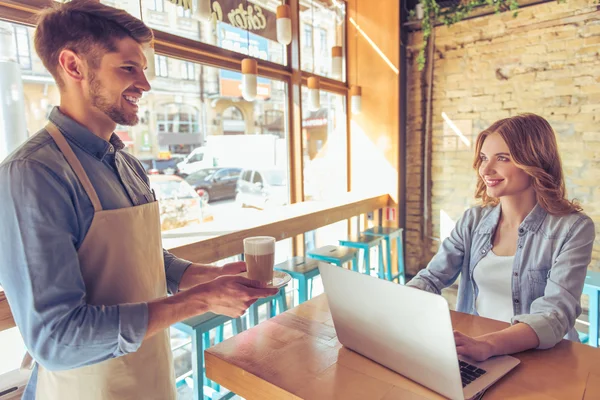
xmin=473 ymin=250 xmax=515 ymax=323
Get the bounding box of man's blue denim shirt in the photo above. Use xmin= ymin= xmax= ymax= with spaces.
xmin=0 ymin=107 xmax=192 ymax=398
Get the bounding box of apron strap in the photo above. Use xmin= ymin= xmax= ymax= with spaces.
xmin=46 ymin=122 xmax=103 ymax=212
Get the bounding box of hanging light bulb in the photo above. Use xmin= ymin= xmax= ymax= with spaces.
xmin=350 ymin=85 xmax=362 ymax=115
xmin=307 ymin=76 xmax=320 ymax=111
xmin=143 ymin=43 xmax=156 ymax=81
xmin=193 ymin=0 xmax=212 ymax=21
xmin=276 ymin=4 xmax=292 ymax=45
xmin=241 ymin=58 xmax=258 ymax=101
xmin=331 ymin=46 xmax=343 ymax=80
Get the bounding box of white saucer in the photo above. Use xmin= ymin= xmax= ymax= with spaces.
xmin=237 ymin=270 xmax=291 ymax=289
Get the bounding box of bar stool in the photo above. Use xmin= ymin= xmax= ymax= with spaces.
xmin=248 ymin=285 xmax=288 ymax=327
xmin=275 ymin=257 xmax=322 ymax=305
xmin=583 ymin=270 xmax=600 ymax=347
xmin=362 ymin=227 xmax=406 ymax=284
xmin=339 ymin=234 xmax=385 ymax=278
xmin=173 ymin=313 xmax=245 ymax=400
xmin=307 ymin=245 xmax=359 ymax=272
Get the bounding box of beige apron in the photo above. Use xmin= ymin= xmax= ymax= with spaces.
xmin=35 ymin=123 xmax=176 ymax=400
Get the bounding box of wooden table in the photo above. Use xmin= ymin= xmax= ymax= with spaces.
xmin=206 ymin=295 xmax=600 ymax=400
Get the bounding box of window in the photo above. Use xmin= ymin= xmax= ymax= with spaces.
xmin=12 ymin=25 xmax=32 ymax=70
xmin=157 ymin=104 xmax=200 ymax=134
xmin=222 ymin=106 xmax=243 ymax=120
xmin=303 ymin=25 xmax=313 ymax=48
xmin=300 ymin=0 xmax=346 ymax=81
xmin=319 ymin=28 xmax=327 ymax=54
xmin=155 ymin=55 xmax=169 ymax=78
xmin=148 ymin=0 xmax=165 ymax=12
xmin=241 ymin=170 xmax=252 ymax=182
xmin=189 ymin=153 xmax=204 ymax=163
xmin=252 ymin=171 xmax=263 ymax=185
xmin=141 ymin=0 xmax=287 ymax=66
xmin=176 ymin=5 xmax=191 ymax=18
xmin=301 ymin=88 xmax=347 ymax=202
xmin=181 ymin=62 xmax=196 ymax=81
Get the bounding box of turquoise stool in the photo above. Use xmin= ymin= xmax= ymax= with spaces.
xmin=363 ymin=227 xmax=405 ymax=284
xmin=248 ymin=285 xmax=288 ymax=327
xmin=307 ymin=245 xmax=359 ymax=272
xmin=339 ymin=234 xmax=385 ymax=278
xmin=173 ymin=314 xmax=245 ymax=400
xmin=275 ymin=257 xmax=322 ymax=305
xmin=583 ymin=270 xmax=600 ymax=347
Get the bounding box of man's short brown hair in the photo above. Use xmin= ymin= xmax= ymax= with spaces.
xmin=34 ymin=0 xmax=153 ymax=88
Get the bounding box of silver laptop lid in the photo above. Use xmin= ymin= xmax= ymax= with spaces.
xmin=319 ymin=263 xmax=465 ymax=400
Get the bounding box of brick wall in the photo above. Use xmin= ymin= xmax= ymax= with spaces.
xmin=406 ymin=0 xmax=600 ymax=275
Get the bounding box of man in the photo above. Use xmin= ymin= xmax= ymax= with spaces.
xmin=0 ymin=1 xmax=277 ymax=399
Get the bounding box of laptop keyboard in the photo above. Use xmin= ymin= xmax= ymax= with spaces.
xmin=459 ymin=360 xmax=487 ymax=387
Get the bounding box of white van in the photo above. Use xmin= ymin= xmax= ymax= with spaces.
xmin=177 ymin=147 xmax=218 ymax=177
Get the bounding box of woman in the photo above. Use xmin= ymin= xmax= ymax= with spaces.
xmin=407 ymin=113 xmax=595 ymax=361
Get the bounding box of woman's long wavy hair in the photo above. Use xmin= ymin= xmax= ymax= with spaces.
xmin=473 ymin=113 xmax=581 ymax=215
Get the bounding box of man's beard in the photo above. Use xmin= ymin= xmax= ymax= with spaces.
xmin=89 ymin=71 xmax=139 ymax=126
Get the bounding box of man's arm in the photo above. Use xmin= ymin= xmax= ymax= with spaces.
xmin=0 ymin=160 xmax=148 ymax=371
xmin=144 ymin=275 xmax=278 ymax=339
xmin=163 ymin=250 xmax=249 ymax=293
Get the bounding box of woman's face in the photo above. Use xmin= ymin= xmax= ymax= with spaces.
xmin=479 ymin=133 xmax=532 ymax=199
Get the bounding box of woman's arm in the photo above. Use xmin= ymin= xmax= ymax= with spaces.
xmin=454 ymin=323 xmax=539 ymax=362
xmin=407 ymin=208 xmax=476 ymax=294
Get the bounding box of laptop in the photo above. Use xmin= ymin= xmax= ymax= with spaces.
xmin=319 ymin=263 xmax=520 ymax=400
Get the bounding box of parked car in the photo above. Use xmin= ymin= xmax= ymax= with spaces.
xmin=235 ymin=168 xmax=288 ymax=209
xmin=149 ymin=175 xmax=209 ymax=231
xmin=184 ymin=167 xmax=242 ymax=203
xmin=176 ymin=147 xmax=219 ymax=177
xmin=139 ymin=156 xmax=185 ymax=176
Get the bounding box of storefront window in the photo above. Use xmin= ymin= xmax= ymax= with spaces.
xmin=140 ymin=0 xmax=287 ymax=66
xmin=301 ymin=88 xmax=348 ymax=257
xmin=300 ymin=0 xmax=346 ymax=81
xmin=301 ymin=88 xmax=347 ymax=202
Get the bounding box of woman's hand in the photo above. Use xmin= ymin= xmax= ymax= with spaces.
xmin=454 ymin=323 xmax=540 ymax=362
xmin=454 ymin=330 xmax=495 ymax=362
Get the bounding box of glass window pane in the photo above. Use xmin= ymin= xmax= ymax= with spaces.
xmin=300 ymin=0 xmax=346 ymax=81
xmin=301 ymin=88 xmax=347 ymax=202
xmin=140 ymin=0 xmax=287 ymax=66
xmin=108 ymin=56 xmax=289 ymax=242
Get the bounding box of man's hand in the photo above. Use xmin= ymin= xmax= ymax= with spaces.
xmin=218 ymin=261 xmax=247 ymax=276
xmin=178 ymin=261 xmax=247 ymax=290
xmin=185 ymin=275 xmax=278 ymax=318
xmin=145 ymin=273 xmax=278 ymax=340
xmin=454 ymin=330 xmax=494 ymax=362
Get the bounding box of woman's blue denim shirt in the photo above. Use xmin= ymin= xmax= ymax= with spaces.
xmin=407 ymin=203 xmax=595 ymax=349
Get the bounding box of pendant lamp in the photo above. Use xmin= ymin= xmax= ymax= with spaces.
xmin=308 ymin=76 xmax=321 ymax=111
xmin=276 ymin=4 xmax=292 ymax=45
xmin=193 ymin=0 xmax=212 ymax=21
xmin=241 ymin=58 xmax=258 ymax=101
xmin=350 ymin=85 xmax=362 ymax=114
xmin=331 ymin=46 xmax=343 ymax=79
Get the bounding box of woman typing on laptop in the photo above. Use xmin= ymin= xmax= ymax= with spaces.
xmin=407 ymin=113 xmax=595 ymax=362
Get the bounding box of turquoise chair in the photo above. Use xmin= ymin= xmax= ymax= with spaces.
xmin=247 ymin=285 xmax=289 ymax=327
xmin=275 ymin=257 xmax=322 ymax=305
xmin=173 ymin=314 xmax=245 ymax=400
xmin=362 ymin=227 xmax=405 ymax=284
xmin=339 ymin=234 xmax=385 ymax=278
xmin=307 ymin=245 xmax=359 ymax=272
xmin=583 ymin=270 xmax=600 ymax=347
